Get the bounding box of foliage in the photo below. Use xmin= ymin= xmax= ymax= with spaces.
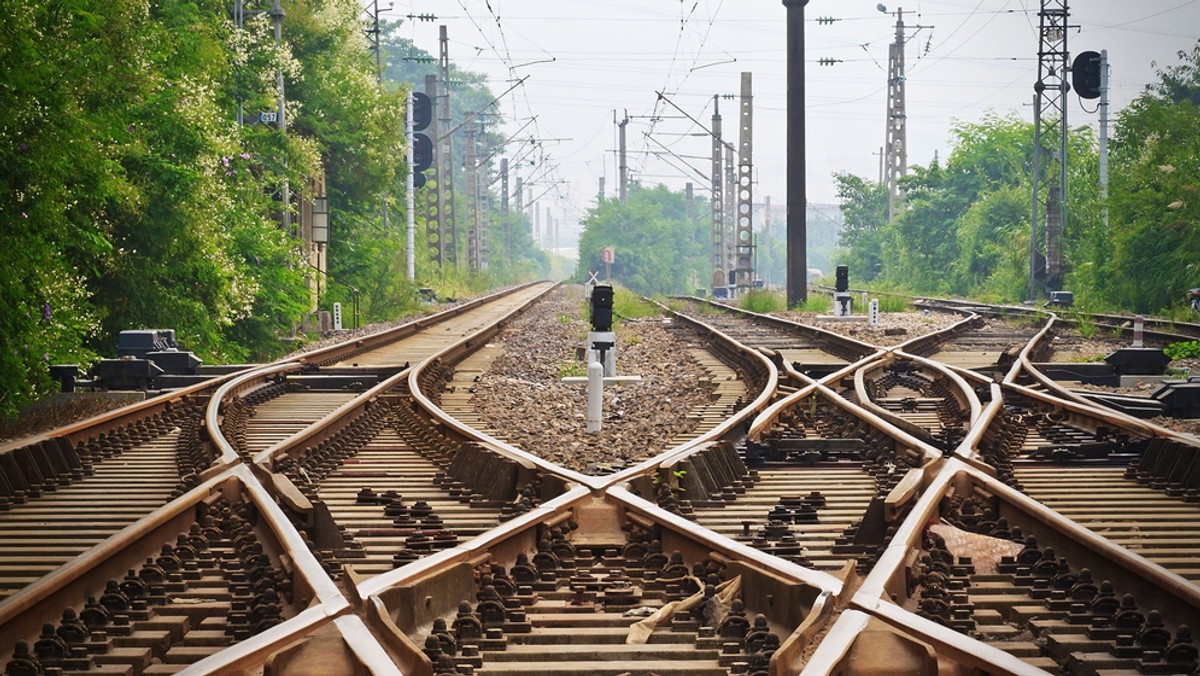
xmin=874 ymin=295 xmax=911 ymax=313
xmin=1165 ymin=341 xmax=1200 ymax=360
xmin=833 ymin=173 xmax=888 ymax=281
xmin=796 ymin=295 xmax=832 ymax=313
xmin=739 ymin=289 xmax=787 ymax=314
xmin=556 ymin=360 xmax=586 ymax=378
xmin=1068 ymin=312 xmax=1097 ymax=339
xmin=1096 ymin=42 xmax=1200 ymax=313
xmin=0 ymin=2 xmax=449 ymax=419
xmin=576 ymin=185 xmax=707 ymax=295
xmin=613 ymin=287 xmax=662 ymax=320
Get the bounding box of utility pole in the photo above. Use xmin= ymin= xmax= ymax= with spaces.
xmin=269 ymin=0 xmax=290 ymax=231
xmin=366 ymin=0 xmax=383 ymax=78
xmin=465 ymin=118 xmax=481 ymax=273
xmin=234 ymin=0 xmax=247 ymax=126
xmin=406 ymin=90 xmax=415 ymax=280
xmin=515 ymin=174 xmax=523 ymax=222
xmin=883 ymin=7 xmax=932 ymax=222
xmin=437 ymin=25 xmax=457 ymax=266
xmin=735 ymin=72 xmax=755 ymax=291
xmin=783 ymin=0 xmax=808 ymax=307
xmin=724 ymin=134 xmax=736 ymax=282
xmin=685 ymin=182 xmax=694 ymax=221
xmin=711 ymin=96 xmax=725 ymax=289
xmin=1099 ymin=49 xmax=1110 ymax=231
xmin=424 ymin=75 xmax=444 ymax=265
xmin=366 ymin=1 xmax=399 ymax=276
xmin=501 ymin=158 xmax=510 ymax=259
xmin=1031 ymin=1 xmax=1070 ymax=295
xmin=618 ymin=113 xmax=629 ymax=202
xmin=873 ymin=147 xmax=884 ymax=184
xmin=884 ymin=8 xmax=906 ymax=222
xmin=598 ymin=176 xmax=605 ymax=203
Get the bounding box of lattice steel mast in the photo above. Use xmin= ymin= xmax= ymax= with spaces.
xmin=1029 ymin=1 xmax=1070 ymax=298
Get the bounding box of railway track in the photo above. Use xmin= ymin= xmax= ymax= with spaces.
xmin=4 ymin=284 xmax=1200 ymax=675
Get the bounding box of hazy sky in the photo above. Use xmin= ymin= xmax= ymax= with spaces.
xmin=386 ymin=0 xmax=1200 ymax=242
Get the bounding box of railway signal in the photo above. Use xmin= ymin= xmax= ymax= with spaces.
xmin=563 ymin=283 xmax=641 ymax=432
xmin=411 ymin=91 xmax=433 ymax=189
xmin=1073 ymin=50 xmax=1103 ymax=99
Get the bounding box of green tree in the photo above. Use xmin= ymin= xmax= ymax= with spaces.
xmin=833 ymin=173 xmax=887 ymax=281
xmin=1100 ymin=42 xmax=1200 ymax=312
xmin=577 ymin=186 xmax=706 ymax=295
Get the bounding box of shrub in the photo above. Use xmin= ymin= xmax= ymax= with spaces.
xmin=739 ymin=289 xmax=786 ymax=313
xmin=875 ymin=294 xmax=910 ymax=313
xmin=1166 ymin=341 xmax=1200 ymax=360
xmin=795 ymin=295 xmax=832 ymax=313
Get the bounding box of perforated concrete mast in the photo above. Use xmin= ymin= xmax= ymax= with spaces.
xmin=710 ymin=97 xmax=726 ymax=289
xmin=436 ymin=25 xmax=457 ymax=266
xmin=735 ymin=72 xmax=755 ymax=292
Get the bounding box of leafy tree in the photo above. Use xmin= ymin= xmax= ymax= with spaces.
xmin=577 ymin=186 xmax=706 ymax=296
xmin=833 ymin=173 xmax=888 ymax=281
xmin=1 ymin=1 xmax=151 ymax=417
xmin=873 ymin=112 xmax=1095 ymax=299
xmin=1099 ymin=41 xmax=1200 ymax=312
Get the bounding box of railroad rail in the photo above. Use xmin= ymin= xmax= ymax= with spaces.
xmin=3 ymin=283 xmax=1200 ymax=675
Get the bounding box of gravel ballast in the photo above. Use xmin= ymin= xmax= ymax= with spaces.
xmin=466 ymin=285 xmax=717 ymax=473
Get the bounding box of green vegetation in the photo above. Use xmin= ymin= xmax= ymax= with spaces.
xmin=556 ymin=361 xmax=587 ymax=379
xmin=795 ymin=295 xmax=833 ymax=313
xmin=1070 ymin=312 xmax=1098 ymax=339
xmin=1166 ymin=341 xmax=1200 ymax=360
xmin=613 ymin=287 xmax=662 ymax=320
xmin=576 ymin=186 xmax=705 ymax=296
xmin=0 ymin=5 xmax=549 ymax=420
xmin=833 ymin=42 xmax=1200 ymax=319
xmin=875 ymin=294 xmax=911 ymax=313
xmin=739 ymin=289 xmax=787 ymax=314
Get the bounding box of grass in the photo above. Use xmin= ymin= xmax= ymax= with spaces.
xmin=1067 ymin=311 xmax=1097 ymax=339
xmin=557 ymin=361 xmax=587 ymax=378
xmin=875 ymin=294 xmax=910 ymax=313
xmin=793 ymin=295 xmax=832 ymax=313
xmin=738 ymin=289 xmax=787 ymax=313
xmin=613 ymin=287 xmax=662 ymax=319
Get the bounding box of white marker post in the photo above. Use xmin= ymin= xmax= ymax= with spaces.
xmin=869 ymin=299 xmax=880 ymax=326
xmin=1133 ymin=315 xmax=1144 ymax=348
xmin=333 ymin=302 xmax=343 ymax=331
xmin=562 ymin=358 xmax=641 ymax=433
xmin=561 ymin=283 xmax=641 ymax=432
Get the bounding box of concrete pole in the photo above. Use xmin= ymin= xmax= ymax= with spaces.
xmin=783 ymin=0 xmax=808 ymax=307
xmin=618 ymin=115 xmax=629 ymax=202
xmin=1030 ymin=93 xmax=1042 ymax=303
xmin=270 ymin=0 xmax=290 ymax=231
xmin=406 ymin=90 xmax=416 ymax=280
xmin=1099 ymin=49 xmax=1110 ymax=230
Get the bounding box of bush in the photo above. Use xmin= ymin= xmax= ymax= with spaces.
xmin=739 ymin=289 xmax=786 ymax=314
xmin=875 ymin=294 xmax=910 ymax=312
xmin=795 ymin=295 xmax=832 ymax=313
xmin=613 ymin=287 xmax=661 ymax=319
xmin=1166 ymin=341 xmax=1200 ymax=360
